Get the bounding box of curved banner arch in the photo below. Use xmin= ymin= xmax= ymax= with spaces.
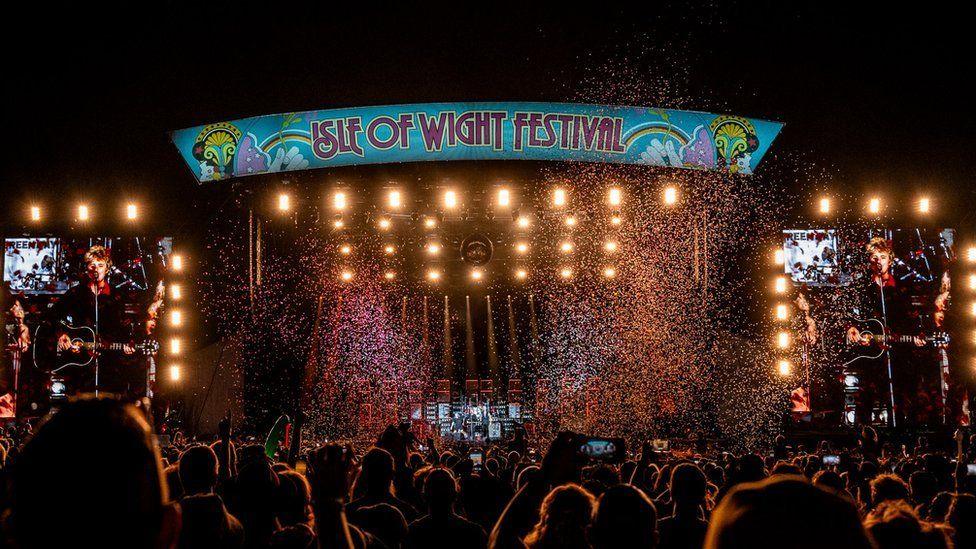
xmin=170 ymin=102 xmax=783 ymax=183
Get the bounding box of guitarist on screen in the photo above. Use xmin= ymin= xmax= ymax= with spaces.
xmin=54 ymin=245 xmax=134 ymax=394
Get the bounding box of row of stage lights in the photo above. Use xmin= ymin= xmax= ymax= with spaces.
xmin=814 ymin=196 xmax=934 ymax=216
xmin=334 ymin=265 xmax=619 ymax=284
xmin=769 ymin=239 xmax=976 ymax=378
xmin=165 ymin=254 xmax=188 ymax=384
xmin=23 ymin=203 xmax=143 ymax=222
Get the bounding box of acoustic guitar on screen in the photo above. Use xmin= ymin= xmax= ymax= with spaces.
xmin=32 ymin=321 xmax=159 ymax=374
xmin=844 ymin=317 xmax=950 ymax=365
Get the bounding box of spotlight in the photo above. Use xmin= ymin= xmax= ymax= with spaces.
xmin=663 ymin=186 xmax=678 ymax=205
xmin=610 ymin=215 xmax=623 ymax=226
xmin=516 ymin=216 xmax=531 ymax=229
xmin=333 ymin=217 xmax=345 ymax=229
xmin=608 ymin=187 xmax=622 ymax=206
xmin=278 ymin=194 xmax=290 ymax=212
xmin=170 ymin=365 xmax=181 ymax=381
xmin=170 ymin=284 xmax=182 ymax=300
xmin=564 ymin=216 xmax=577 ymax=227
xmin=340 ymin=270 xmax=354 ymax=282
xmin=604 ymin=241 xmax=618 ymax=253
xmin=868 ymin=197 xmax=881 ymax=214
xmin=384 ymin=244 xmax=396 ymax=255
xmin=470 ymin=269 xmax=483 ymax=281
xmin=77 ymin=204 xmax=90 ymax=221
xmin=773 ymin=249 xmax=785 ymax=265
xmin=553 ymin=188 xmax=567 ymax=207
xmin=333 ymin=192 xmax=347 ymax=210
xmin=424 ymin=217 xmax=437 ymax=229
xmin=427 ymin=269 xmax=441 ymax=282
xmin=968 ymin=247 xmax=976 ymax=263
xmin=919 ymin=197 xmax=931 ymax=214
xmin=774 ymin=276 xmax=788 ymax=293
xmin=515 ymin=269 xmax=528 ymax=280
xmin=172 ymin=255 xmax=183 ymax=271
xmin=559 ymin=241 xmax=574 ymax=254
xmin=378 ymin=218 xmax=391 ymax=230
xmin=384 ymin=271 xmax=397 ymax=280
xmin=776 ymin=331 xmax=790 ymax=349
xmin=819 ymin=197 xmax=831 ymax=214
xmin=170 ymin=310 xmax=183 ymax=327
xmin=126 ymin=203 xmax=138 ymax=220
xmin=515 ymin=242 xmax=529 ymax=254
xmin=603 ymin=267 xmax=617 ymax=278
xmin=30 ymin=206 xmax=41 ymax=221
xmin=559 ymin=267 xmax=573 ymax=279
xmin=339 ymin=244 xmax=352 ymax=255
xmin=170 ymin=338 xmax=181 ymax=355
xmin=426 ymin=242 xmax=441 ymax=255
xmin=498 ymin=188 xmax=510 ymax=207
xmin=775 ymin=304 xmax=789 ymax=320
xmin=444 ymin=190 xmax=458 ymax=209
xmin=388 ymin=190 xmax=402 ymax=208
xmin=777 ymin=360 xmax=791 ymax=376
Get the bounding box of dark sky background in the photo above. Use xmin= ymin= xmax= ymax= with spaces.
xmin=2 ymin=2 xmax=973 ymax=233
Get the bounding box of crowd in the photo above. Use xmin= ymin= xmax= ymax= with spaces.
xmin=1 ymin=396 xmax=975 ymax=548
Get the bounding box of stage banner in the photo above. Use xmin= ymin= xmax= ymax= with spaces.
xmin=171 ymin=102 xmax=783 ymax=183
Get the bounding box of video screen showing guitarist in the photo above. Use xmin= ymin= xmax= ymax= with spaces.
xmin=53 ymin=245 xmax=136 ymax=395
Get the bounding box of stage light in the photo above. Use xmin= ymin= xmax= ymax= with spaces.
xmin=426 ymin=242 xmax=441 ymax=255
xmin=559 ymin=267 xmax=573 ymax=279
xmin=170 ymin=310 xmax=183 ymax=327
xmin=172 ymin=255 xmax=183 ymax=271
xmin=775 ymin=304 xmax=789 ymax=321
xmin=388 ymin=190 xmax=402 ymax=209
xmin=515 ymin=269 xmax=528 ymax=280
xmin=424 ymin=217 xmax=437 ymax=229
xmin=384 ymin=271 xmax=397 ymax=280
xmin=553 ymin=188 xmax=567 ymax=207
xmin=868 ymin=197 xmax=881 ymax=214
xmin=774 ymin=276 xmax=788 ymax=293
xmin=819 ymin=197 xmax=831 ymax=214
xmin=603 ymin=267 xmax=617 ymax=278
xmin=610 ymin=215 xmax=622 ymax=226
xmin=919 ymin=197 xmax=931 ymax=214
xmin=773 ymin=249 xmax=785 ymax=265
xmin=277 ymin=194 xmax=290 ymax=212
xmin=427 ymin=269 xmax=441 ymax=282
xmin=559 ymin=241 xmax=574 ymax=254
xmin=663 ymin=186 xmax=678 ymax=205
xmin=969 ymin=274 xmax=976 ymax=290
xmin=126 ymin=203 xmax=138 ymax=220
xmin=604 ymin=241 xmax=618 ymax=253
xmin=470 ymin=269 xmax=483 ymax=281
xmin=378 ymin=218 xmax=391 ymax=230
xmin=444 ymin=190 xmax=458 ymax=209
xmin=333 ymin=192 xmax=347 ymax=211
xmin=608 ymin=187 xmax=622 ymax=206
xmin=515 ymin=242 xmax=529 ymax=254
xmin=170 ymin=338 xmax=181 ymax=355
xmin=340 ymin=270 xmax=354 ymax=282
xmin=170 ymin=365 xmax=181 ymax=381
xmin=339 ymin=244 xmax=352 ymax=255
xmin=777 ymin=360 xmax=791 ymax=376
xmin=516 ymin=216 xmax=531 ymax=229
xmin=565 ymin=215 xmax=577 ymax=227
xmin=77 ymin=204 xmax=90 ymax=221
xmin=384 ymin=244 xmax=396 ymax=255
xmin=498 ymin=188 xmax=510 ymax=207
xmin=333 ymin=218 xmax=345 ymax=229
xmin=776 ymin=331 xmax=790 ymax=349
xmin=170 ymin=284 xmax=182 ymax=300
xmin=968 ymin=247 xmax=976 ymax=263
xmin=30 ymin=206 xmax=40 ymax=221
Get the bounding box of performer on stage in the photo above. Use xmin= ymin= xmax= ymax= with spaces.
xmin=53 ymin=245 xmax=137 ymax=396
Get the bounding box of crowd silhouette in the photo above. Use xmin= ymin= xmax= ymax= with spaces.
xmin=1 ymin=396 xmax=975 ymax=548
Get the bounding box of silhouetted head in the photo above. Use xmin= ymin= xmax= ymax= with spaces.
xmin=671 ymin=463 xmax=707 ymax=509
xmin=179 ymin=444 xmax=219 ymax=496
xmin=524 ymin=484 xmax=595 ymax=549
xmin=358 ymin=447 xmax=395 ymax=496
xmin=423 ymin=467 xmax=458 ymax=514
xmin=589 ymin=484 xmax=657 ymax=549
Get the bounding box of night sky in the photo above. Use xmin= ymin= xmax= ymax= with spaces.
xmin=3 ymin=3 xmax=973 ymax=232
